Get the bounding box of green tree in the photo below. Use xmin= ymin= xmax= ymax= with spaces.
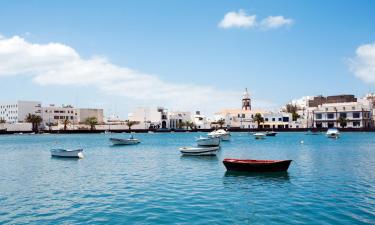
xmin=253 ymin=113 xmax=264 ymax=128
xmin=177 ymin=121 xmax=185 ymax=129
xmin=62 ymin=118 xmax=70 ymax=131
xmin=0 ymin=118 xmax=6 ymax=124
xmin=126 ymin=120 xmax=140 ymax=130
xmin=338 ymin=116 xmax=347 ymax=128
xmin=216 ymin=118 xmax=225 ymax=128
xmin=25 ymin=113 xmax=43 ymax=132
xmin=187 ymin=121 xmax=196 ymax=130
xmin=85 ymin=117 xmax=98 ymax=130
xmin=286 ymin=103 xmax=300 ymax=121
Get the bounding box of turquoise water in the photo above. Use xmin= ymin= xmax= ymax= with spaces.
xmin=0 ymin=132 xmax=374 ymax=224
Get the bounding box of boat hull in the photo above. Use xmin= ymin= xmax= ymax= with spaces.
xmin=223 ymin=159 xmax=292 ymax=172
xmin=196 ymin=137 xmax=220 ymax=147
xmin=180 ymin=147 xmax=219 ymax=156
xmin=207 ymin=129 xmax=231 ymax=141
xmin=50 ymin=149 xmax=84 ymax=158
xmin=110 ymin=138 xmax=140 ymax=145
xmin=253 ymin=133 xmax=266 ymax=139
xmin=265 ymin=132 xmax=277 ymax=136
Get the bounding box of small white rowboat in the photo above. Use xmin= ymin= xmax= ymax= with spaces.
xmin=179 ymin=146 xmax=219 ymax=156
xmin=50 ymin=149 xmax=84 ymax=158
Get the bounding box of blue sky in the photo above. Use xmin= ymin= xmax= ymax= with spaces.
xmin=0 ymin=0 xmax=375 ymax=117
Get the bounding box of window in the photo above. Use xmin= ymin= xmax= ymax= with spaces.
xmin=272 ymin=118 xmax=275 ymax=121
xmin=353 ymin=121 xmax=360 ymax=127
xmin=54 ymin=116 xmax=59 ymax=119
xmin=353 ymin=112 xmax=360 ymax=118
xmin=265 ymin=118 xmax=269 ymax=121
xmin=282 ymin=117 xmax=289 ymax=122
xmin=278 ymin=118 xmax=282 ymax=121
xmin=339 ymin=113 xmax=347 ymax=118
xmin=327 ymin=113 xmax=334 ymax=119
xmin=242 ymin=114 xmax=245 ymax=118
xmin=316 ymin=114 xmax=322 ymax=119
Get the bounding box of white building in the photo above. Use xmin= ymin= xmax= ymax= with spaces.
xmin=128 ymin=107 xmax=168 ymax=129
xmin=215 ymin=88 xmax=292 ymax=129
xmin=42 ymin=104 xmax=79 ymax=127
xmin=0 ymin=101 xmax=42 ymax=123
xmin=313 ymin=102 xmax=372 ymax=128
xmin=192 ymin=111 xmax=212 ymax=129
xmin=168 ymin=111 xmax=191 ymax=129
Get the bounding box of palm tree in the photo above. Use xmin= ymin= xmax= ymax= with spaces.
xmin=253 ymin=113 xmax=264 ymax=128
xmin=85 ymin=117 xmax=98 ymax=130
xmin=187 ymin=121 xmax=196 ymax=130
xmin=338 ymin=116 xmax=347 ymax=128
xmin=177 ymin=121 xmax=185 ymax=129
xmin=126 ymin=120 xmax=140 ymax=130
xmin=62 ymin=118 xmax=70 ymax=131
xmin=25 ymin=113 xmax=43 ymax=133
xmin=216 ymin=119 xmax=225 ymax=128
xmin=285 ymin=103 xmax=300 ymax=121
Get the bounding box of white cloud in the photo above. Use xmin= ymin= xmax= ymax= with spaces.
xmin=218 ymin=11 xmax=293 ymax=30
xmin=218 ymin=10 xmax=257 ymax=29
xmin=260 ymin=16 xmax=294 ymax=29
xmin=0 ymin=35 xmax=275 ymax=114
xmin=349 ymin=42 xmax=375 ymax=84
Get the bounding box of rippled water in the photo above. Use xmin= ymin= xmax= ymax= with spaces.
xmin=0 ymin=132 xmax=374 ymax=224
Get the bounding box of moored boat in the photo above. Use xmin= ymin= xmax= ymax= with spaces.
xmin=110 ymin=136 xmax=140 ymax=145
xmin=196 ymin=136 xmax=221 ymax=146
xmin=179 ymin=146 xmax=219 ymax=156
xmin=207 ymin=129 xmax=231 ymax=141
xmin=253 ymin=133 xmax=266 ymax=139
xmin=326 ymin=128 xmax=340 ymax=138
xmin=223 ymin=158 xmax=292 ymax=172
xmin=265 ymin=131 xmax=277 ymax=136
xmin=50 ymin=149 xmax=84 ymax=158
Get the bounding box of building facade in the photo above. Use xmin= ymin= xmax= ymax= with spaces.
xmin=313 ymin=102 xmax=372 ymax=128
xmin=0 ymin=101 xmax=42 ymax=123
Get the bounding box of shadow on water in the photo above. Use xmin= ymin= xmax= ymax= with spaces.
xmin=180 ymin=155 xmax=219 ymax=162
xmin=224 ymin=171 xmax=290 ymax=181
xmin=50 ymin=156 xmax=83 ymax=161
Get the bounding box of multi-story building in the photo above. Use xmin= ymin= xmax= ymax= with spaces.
xmin=128 ymin=106 xmax=168 ymax=129
xmin=168 ymin=111 xmax=191 ymax=129
xmin=0 ymin=101 xmax=42 ymax=123
xmin=313 ymin=102 xmax=372 ymax=128
xmin=42 ymin=104 xmax=79 ymax=126
xmin=77 ymin=108 xmax=104 ymax=124
xmin=192 ymin=111 xmax=211 ymax=129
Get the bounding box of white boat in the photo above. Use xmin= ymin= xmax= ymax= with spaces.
xmin=207 ymin=129 xmax=231 ymax=141
xmin=110 ymin=136 xmax=140 ymax=145
xmin=326 ymin=128 xmax=340 ymax=138
xmin=50 ymin=149 xmax=84 ymax=158
xmin=196 ymin=136 xmax=221 ymax=146
xmin=179 ymin=146 xmax=219 ymax=156
xmin=253 ymin=133 xmax=266 ymax=139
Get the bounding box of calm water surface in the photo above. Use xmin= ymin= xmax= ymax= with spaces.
xmin=0 ymin=132 xmax=374 ymax=224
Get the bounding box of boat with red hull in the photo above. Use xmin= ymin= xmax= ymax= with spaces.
xmin=223 ymin=158 xmax=292 ymax=172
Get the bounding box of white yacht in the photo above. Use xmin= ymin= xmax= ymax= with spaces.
xmin=207 ymin=129 xmax=231 ymax=141
xmin=253 ymin=132 xmax=266 ymax=139
xmin=326 ymin=128 xmax=340 ymax=138
xmin=196 ymin=136 xmax=221 ymax=147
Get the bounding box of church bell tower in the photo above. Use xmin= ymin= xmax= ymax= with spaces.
xmin=242 ymin=88 xmax=251 ymax=111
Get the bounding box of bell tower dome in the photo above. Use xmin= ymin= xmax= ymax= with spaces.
xmin=242 ymin=88 xmax=251 ymax=110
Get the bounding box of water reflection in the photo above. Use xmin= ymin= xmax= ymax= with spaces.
xmin=180 ymin=155 xmax=219 ymax=162
xmin=224 ymin=171 xmax=290 ymax=181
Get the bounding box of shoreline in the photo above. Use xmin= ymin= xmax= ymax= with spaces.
xmin=2 ymin=127 xmax=375 ymax=135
